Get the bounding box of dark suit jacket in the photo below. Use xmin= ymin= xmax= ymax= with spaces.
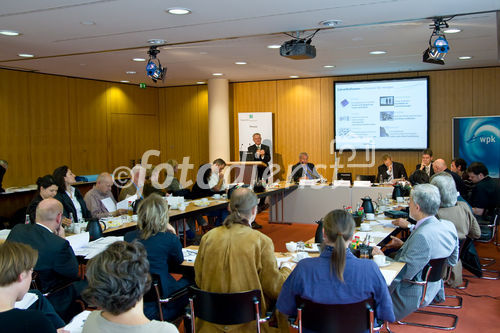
xmin=416 ymin=163 xmax=435 ymax=177
xmin=291 ymin=162 xmax=318 ymax=183
xmin=7 ymin=223 xmax=80 ymax=317
xmin=124 ymin=230 xmax=185 ymax=297
xmin=27 ymin=194 xmax=43 ymax=224
xmin=54 ymin=188 xmax=91 ymax=220
xmin=444 ymin=169 xmax=468 ymax=198
xmin=247 ymin=144 xmax=271 ymax=165
xmin=377 ymin=161 xmax=408 ymax=182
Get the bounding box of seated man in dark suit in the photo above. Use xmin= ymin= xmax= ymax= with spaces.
xmin=416 ymin=149 xmax=434 ymax=177
xmin=7 ymin=198 xmax=86 ymax=322
xmin=432 ymin=158 xmax=468 ymax=198
xmin=290 ymin=152 xmax=323 ymax=183
xmin=247 ymin=133 xmax=271 ymax=180
xmin=377 ymin=154 xmax=408 ymax=183
xmin=467 ymin=162 xmax=500 ymax=219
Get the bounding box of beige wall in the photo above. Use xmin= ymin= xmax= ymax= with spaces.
xmin=1 ymin=67 xmax=499 ymax=187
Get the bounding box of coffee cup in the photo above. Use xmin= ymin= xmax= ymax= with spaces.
xmin=179 ymin=204 xmax=186 ymax=211
xmin=360 ymin=223 xmax=371 ymax=231
xmin=72 ymin=223 xmax=81 ymax=234
xmin=286 ymin=241 xmax=297 ymax=253
xmin=373 ymin=254 xmax=386 ymax=266
xmin=365 ymin=213 xmax=375 ymax=220
xmin=213 ymin=194 xmax=221 ymax=199
xmin=170 ymin=204 xmax=178 ymax=210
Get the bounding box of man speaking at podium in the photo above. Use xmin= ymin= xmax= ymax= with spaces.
xmin=247 ymin=133 xmax=271 ymax=180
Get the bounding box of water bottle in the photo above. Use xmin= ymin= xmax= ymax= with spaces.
xmin=69 ymin=212 xmax=74 ymax=223
xmin=25 ymin=214 xmax=30 ymax=224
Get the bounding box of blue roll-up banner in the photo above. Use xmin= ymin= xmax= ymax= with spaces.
xmin=453 ymin=116 xmax=500 ymax=178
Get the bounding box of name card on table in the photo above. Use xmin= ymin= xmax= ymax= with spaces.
xmin=332 ymin=180 xmax=351 ymax=187
xmin=166 ymin=196 xmax=185 ymax=206
xmin=353 ymin=180 xmax=371 ymax=187
xmin=299 ymin=179 xmax=320 ymax=186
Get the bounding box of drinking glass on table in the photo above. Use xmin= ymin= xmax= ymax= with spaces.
xmin=360 ymin=248 xmax=370 ymax=259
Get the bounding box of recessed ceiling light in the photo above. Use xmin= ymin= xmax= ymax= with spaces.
xmin=196 ymin=81 xmax=206 ymax=84
xmin=148 ymin=39 xmax=166 ymax=45
xmin=0 ymin=30 xmax=20 ymax=36
xmin=289 ymin=75 xmax=299 ymax=78
xmin=444 ymin=28 xmax=461 ymax=34
xmin=323 ymin=65 xmax=335 ymax=68
xmin=319 ymin=20 xmax=342 ymax=27
xmin=235 ymin=61 xmax=247 ymax=65
xmin=80 ymin=20 xmax=96 ymax=25
xmin=132 ymin=58 xmax=146 ymax=62
xmin=126 ymin=71 xmax=136 ymax=74
xmin=212 ymin=73 xmax=223 ymax=76
xmin=120 ymin=80 xmax=130 ymax=83
xmin=18 ymin=53 xmax=34 ymax=58
xmin=166 ymin=8 xmax=191 ymax=15
xmin=267 ymin=45 xmax=281 ymax=49
xmin=369 ymin=51 xmax=387 ymax=55
xmin=458 ymin=56 xmax=472 ymax=60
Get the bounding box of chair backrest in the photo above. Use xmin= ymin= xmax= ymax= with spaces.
xmin=425 ymin=258 xmax=448 ymax=283
xmin=296 ymin=296 xmax=375 ymax=333
xmin=143 ymin=273 xmax=163 ymax=302
xmin=189 ymin=286 xmax=261 ymax=326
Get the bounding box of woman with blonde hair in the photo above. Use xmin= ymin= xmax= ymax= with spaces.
xmin=194 ymin=187 xmax=292 ymax=332
xmin=277 ymin=210 xmax=395 ymax=332
xmin=124 ymin=193 xmax=190 ymax=321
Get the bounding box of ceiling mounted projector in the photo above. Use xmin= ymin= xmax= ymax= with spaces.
xmin=280 ymin=30 xmax=318 ymax=60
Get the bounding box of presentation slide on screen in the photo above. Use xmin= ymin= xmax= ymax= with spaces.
xmin=334 ymin=78 xmax=428 ymax=150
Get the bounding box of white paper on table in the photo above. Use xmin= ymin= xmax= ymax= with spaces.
xmin=354 ymin=231 xmax=391 ymax=240
xmin=375 ymin=219 xmax=396 ymax=228
xmin=182 ymin=248 xmax=198 ymax=262
xmin=82 ymin=236 xmax=124 ymax=259
xmin=166 ymin=196 xmax=185 ymax=206
xmin=101 ymin=197 xmax=117 ymax=213
xmin=116 ymin=194 xmax=137 ymax=210
xmin=14 ymin=292 xmax=39 ymax=309
xmin=64 ymin=310 xmax=91 ymax=333
xmin=275 ymin=256 xmax=293 ymax=268
xmin=380 ymin=269 xmax=399 ymax=286
xmin=67 ymin=232 xmax=90 ymax=251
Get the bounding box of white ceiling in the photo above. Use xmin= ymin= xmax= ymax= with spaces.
xmin=0 ymin=0 xmax=499 ymax=86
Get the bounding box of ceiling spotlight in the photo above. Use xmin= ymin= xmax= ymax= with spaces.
xmin=133 ymin=58 xmax=146 ymax=62
xmin=80 ymin=20 xmax=96 ymax=25
xmin=120 ymin=80 xmax=130 ymax=83
xmin=148 ymin=39 xmax=166 ymax=45
xmin=423 ymin=18 xmax=451 ymax=65
xmin=444 ymin=28 xmax=461 ymax=34
xmin=323 ymin=65 xmax=335 ymax=68
xmin=235 ymin=61 xmax=247 ymax=65
xmin=18 ymin=53 xmax=34 ymax=58
xmin=146 ymin=46 xmax=167 ymax=83
xmin=196 ymin=81 xmax=206 ymax=84
xmin=289 ymin=75 xmax=299 ymax=78
xmin=126 ymin=71 xmax=136 ymax=74
xmin=267 ymin=45 xmax=281 ymax=49
xmin=212 ymin=73 xmax=223 ymax=76
xmin=166 ymin=8 xmax=191 ymax=15
xmin=319 ymin=20 xmax=342 ymax=27
xmin=0 ymin=30 xmax=20 ymax=36
xmin=458 ymin=56 xmax=472 ymax=60
xmin=369 ymin=51 xmax=386 ymax=55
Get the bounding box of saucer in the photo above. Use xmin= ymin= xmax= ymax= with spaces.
xmin=377 ymin=262 xmax=390 ymax=267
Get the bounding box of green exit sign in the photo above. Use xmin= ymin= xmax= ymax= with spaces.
xmin=139 ymin=83 xmax=147 ymax=89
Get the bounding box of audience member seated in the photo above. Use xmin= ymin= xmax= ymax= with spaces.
xmin=378 ymin=154 xmax=408 ymax=183
xmin=194 ymin=188 xmax=292 ymax=332
xmin=84 ymin=173 xmax=126 ymax=219
xmin=142 ymin=167 xmax=166 ymax=199
xmin=81 ymin=241 xmax=178 ymax=333
xmin=374 ymin=184 xmax=458 ymax=320
xmin=53 ymin=166 xmax=90 ymax=222
xmin=290 ymin=152 xmax=323 ymax=183
xmin=451 ymin=157 xmax=469 ymax=181
xmin=467 ymin=162 xmax=500 ymax=219
xmin=277 ymin=210 xmax=395 ymax=329
xmin=430 ymin=172 xmax=480 ymax=287
xmin=165 ymin=159 xmax=183 ymax=194
xmin=433 ymin=158 xmax=468 ymax=198
xmin=416 ymin=149 xmax=434 ymax=177
xmin=124 ymin=194 xmax=190 ymax=321
xmin=0 ymin=159 xmax=7 ymax=193
xmin=0 ymin=241 xmax=63 ymax=333
xmin=7 ymin=199 xmax=86 ymax=322
xmin=27 ymin=175 xmax=58 ymax=224
xmin=118 ymin=165 xmax=146 ymax=201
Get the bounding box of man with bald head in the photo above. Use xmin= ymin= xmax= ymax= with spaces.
xmin=84 ymin=172 xmax=126 ymax=218
xmin=433 ymin=158 xmax=468 ymax=198
xmin=7 ymin=198 xmax=84 ymax=321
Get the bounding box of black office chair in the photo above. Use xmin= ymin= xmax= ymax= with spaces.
xmin=337 ymin=172 xmax=352 ymax=183
xmin=397 ymin=258 xmax=458 ymax=330
xmin=288 ymin=296 xmax=388 ymax=333
xmin=142 ymin=273 xmax=190 ymax=323
xmin=186 ymin=286 xmax=272 ymax=333
xmin=475 ymin=208 xmax=500 ymax=280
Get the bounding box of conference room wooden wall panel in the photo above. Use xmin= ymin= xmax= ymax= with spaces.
xmin=109 ymin=114 xmax=160 ymax=172
xmin=232 ymin=81 xmax=277 ymax=162
xmin=0 ymin=69 xmax=32 ymax=187
xmin=27 ymin=73 xmax=72 ymax=180
xmin=472 ymin=67 xmax=500 ymax=116
xmin=197 ymin=86 xmax=209 ymax=168
xmin=68 ymin=79 xmax=109 ymax=175
xmin=319 ymin=78 xmax=334 ymax=180
xmin=276 ymin=79 xmax=321 ymax=180
xmin=106 ymin=83 xmax=158 ymax=115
